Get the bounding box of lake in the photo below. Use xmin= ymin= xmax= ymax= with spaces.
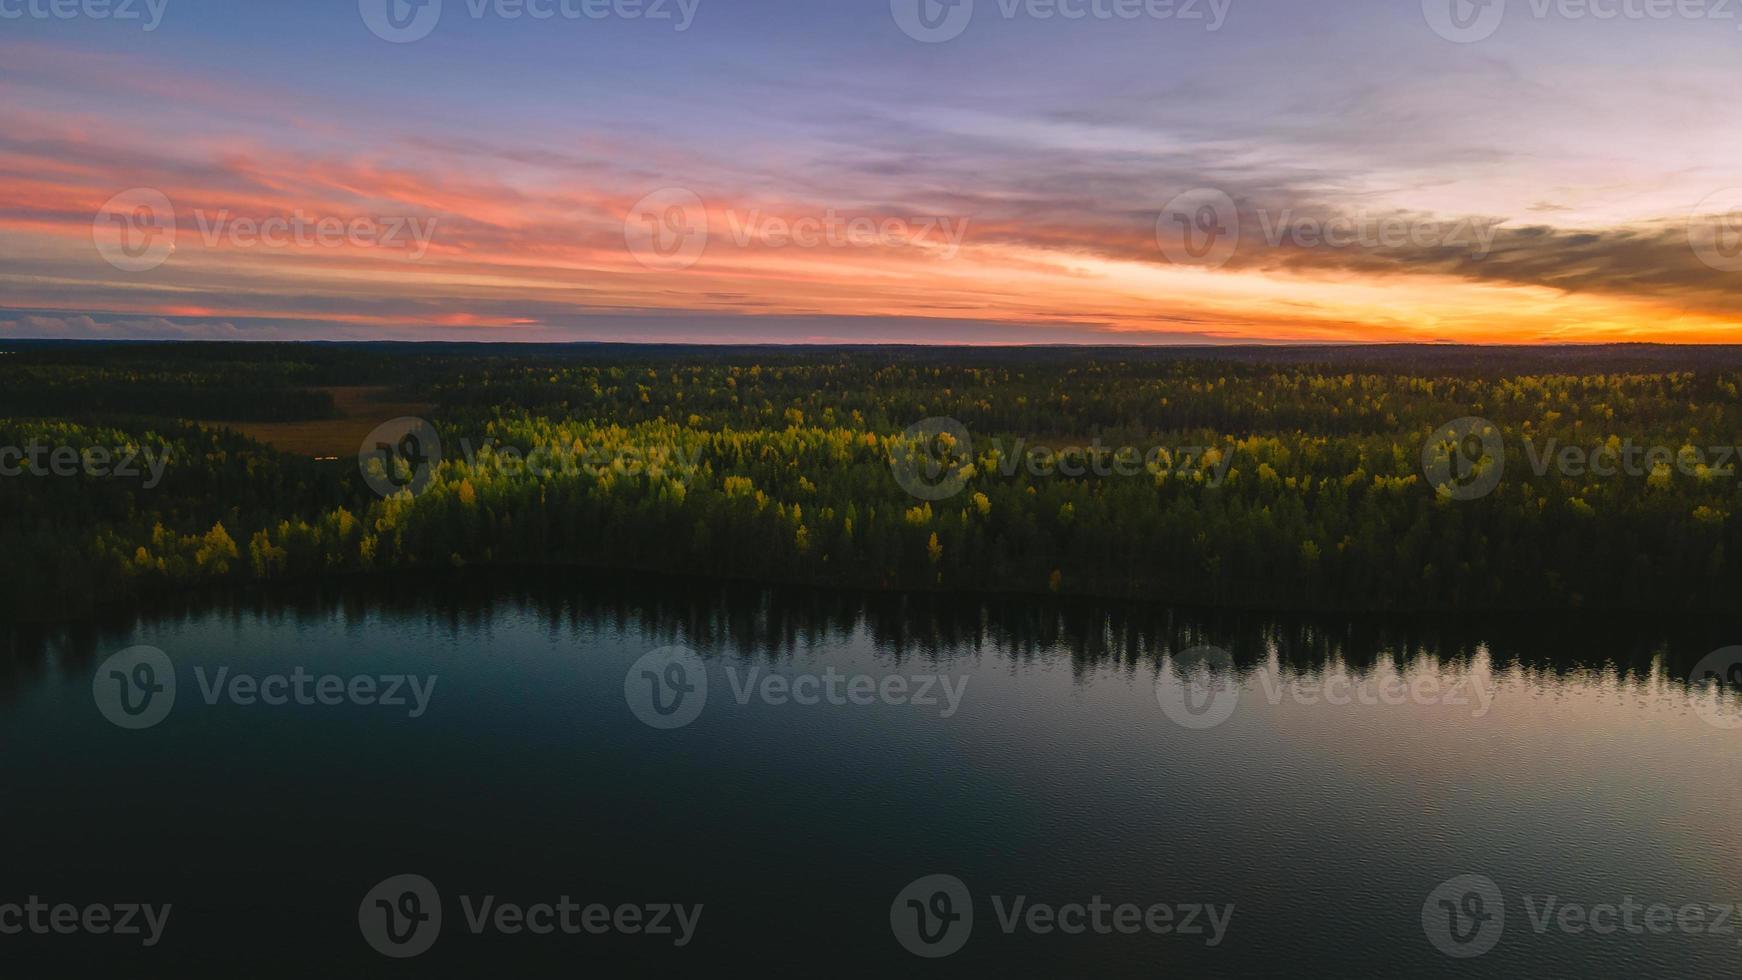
xmin=3 ymin=572 xmax=1740 ymax=977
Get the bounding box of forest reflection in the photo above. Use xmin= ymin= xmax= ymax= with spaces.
xmin=4 ymin=569 xmax=1738 ymax=706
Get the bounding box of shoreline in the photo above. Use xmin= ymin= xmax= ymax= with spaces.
xmin=12 ymin=561 xmax=1742 ymax=663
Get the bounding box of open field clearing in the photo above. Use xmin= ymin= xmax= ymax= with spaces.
xmin=210 ymin=386 xmax=433 ymax=458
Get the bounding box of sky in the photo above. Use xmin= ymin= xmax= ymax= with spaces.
xmin=1 ymin=0 xmax=1740 ymax=344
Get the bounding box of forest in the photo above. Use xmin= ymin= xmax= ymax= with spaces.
xmin=4 ymin=340 xmax=1741 ymax=620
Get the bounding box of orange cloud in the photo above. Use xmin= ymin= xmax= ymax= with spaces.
xmin=3 ymin=40 xmax=1739 ymax=345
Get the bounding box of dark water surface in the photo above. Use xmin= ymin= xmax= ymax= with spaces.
xmin=3 ymin=572 xmax=1741 ymax=978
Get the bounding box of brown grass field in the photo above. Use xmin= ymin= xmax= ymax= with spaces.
xmin=209 ymin=386 xmax=434 ymax=458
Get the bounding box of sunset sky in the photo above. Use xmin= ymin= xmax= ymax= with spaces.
xmin=2 ymin=0 xmax=1740 ymax=344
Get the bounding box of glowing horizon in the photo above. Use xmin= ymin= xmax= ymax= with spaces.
xmin=3 ymin=1 xmax=1740 ymax=344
